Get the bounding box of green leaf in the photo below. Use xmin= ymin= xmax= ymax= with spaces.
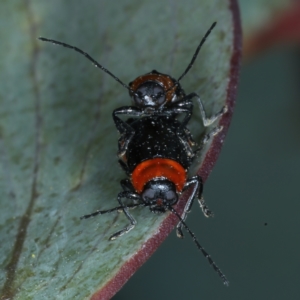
xmin=0 ymin=0 xmax=241 ymax=299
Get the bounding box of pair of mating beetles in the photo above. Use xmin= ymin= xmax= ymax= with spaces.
xmin=39 ymin=22 xmax=228 ymax=285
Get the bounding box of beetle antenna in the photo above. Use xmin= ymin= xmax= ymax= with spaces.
xmin=38 ymin=37 xmax=136 ymax=94
xmin=177 ymin=22 xmax=217 ymax=82
xmin=164 ymin=22 xmax=217 ymax=96
xmin=80 ymin=202 xmax=145 ymax=220
xmin=168 ymin=205 xmax=229 ymax=286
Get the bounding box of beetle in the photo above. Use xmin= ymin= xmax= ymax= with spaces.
xmin=39 ymin=22 xmax=228 ymax=285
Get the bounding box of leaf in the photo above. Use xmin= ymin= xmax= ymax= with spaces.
xmin=0 ymin=0 xmax=241 ymax=299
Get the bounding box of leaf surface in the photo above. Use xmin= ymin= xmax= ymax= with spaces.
xmin=0 ymin=0 xmax=241 ymax=299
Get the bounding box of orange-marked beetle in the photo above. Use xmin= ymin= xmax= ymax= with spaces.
xmin=39 ymin=22 xmax=228 ymax=285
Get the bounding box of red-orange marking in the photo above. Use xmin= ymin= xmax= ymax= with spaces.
xmin=131 ymin=158 xmax=186 ymax=193
xmin=130 ymin=73 xmax=176 ymax=103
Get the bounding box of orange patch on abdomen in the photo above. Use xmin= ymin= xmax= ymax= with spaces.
xmin=131 ymin=158 xmax=186 ymax=193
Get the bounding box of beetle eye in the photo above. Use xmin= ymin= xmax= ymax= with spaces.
xmin=155 ymin=92 xmax=165 ymax=105
xmin=165 ymin=190 xmax=177 ymax=201
xmin=165 ymin=190 xmax=178 ymax=206
xmin=142 ymin=188 xmax=155 ymax=202
xmin=133 ymin=88 xmax=145 ymax=106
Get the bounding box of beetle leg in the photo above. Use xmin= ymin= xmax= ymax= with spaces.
xmin=161 ymin=105 xmax=195 ymax=156
xmin=202 ymin=125 xmax=223 ymax=145
xmin=183 ymin=92 xmax=227 ymax=127
xmin=176 ymin=175 xmax=213 ymax=238
xmin=109 ymin=191 xmax=140 ymax=240
xmin=120 ymin=178 xmax=134 ymax=191
xmin=113 ymin=106 xmax=145 ymax=159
